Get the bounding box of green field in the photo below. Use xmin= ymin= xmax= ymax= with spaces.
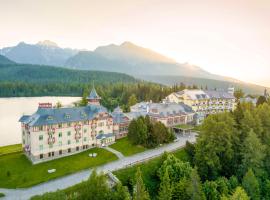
xmin=174 ymin=124 xmax=194 ymax=130
xmin=110 ymin=137 xmax=146 ymax=156
xmin=0 ymin=148 xmax=118 ymax=188
xmin=113 ymin=149 xmax=189 ymax=197
xmin=0 ymin=144 xmax=22 ymax=156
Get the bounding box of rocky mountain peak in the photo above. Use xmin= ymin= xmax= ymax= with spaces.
xmin=37 ymin=40 xmax=58 ymax=47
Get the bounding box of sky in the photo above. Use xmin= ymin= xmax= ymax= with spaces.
xmin=0 ymin=0 xmax=270 ymax=86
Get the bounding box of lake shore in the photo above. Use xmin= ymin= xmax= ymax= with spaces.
xmin=0 ymin=96 xmax=80 ymax=146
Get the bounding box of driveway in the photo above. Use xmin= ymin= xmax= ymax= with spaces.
xmin=0 ymin=133 xmax=196 ymax=200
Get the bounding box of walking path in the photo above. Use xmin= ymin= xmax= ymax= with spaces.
xmin=105 ymin=146 xmax=125 ymax=159
xmin=0 ymin=133 xmax=196 ymax=200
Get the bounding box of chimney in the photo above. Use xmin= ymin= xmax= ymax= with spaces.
xmin=39 ymin=103 xmax=52 ymax=108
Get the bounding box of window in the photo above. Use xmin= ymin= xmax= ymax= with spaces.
xmin=84 ymin=137 xmax=87 ymax=142
xmin=65 ymin=114 xmax=71 ymax=119
xmin=58 ymin=124 xmax=62 ymax=128
xmin=67 ymin=122 xmax=71 ymax=127
xmin=76 ymin=140 xmax=79 ymax=143
xmin=39 ymin=145 xmax=43 ymax=150
xmin=38 ymin=126 xmax=43 ymax=131
xmin=23 ymin=139 xmax=25 ymax=144
xmin=48 ymin=152 xmax=51 ymax=157
xmin=81 ymin=112 xmax=87 ymax=118
xmin=39 ymin=135 xmax=43 ymax=141
xmin=59 ymin=150 xmax=62 ymax=155
xmin=68 ymin=148 xmax=71 ymax=153
xmin=76 ymin=146 xmax=79 ymax=151
xmin=67 ymin=131 xmax=71 ymax=136
xmin=40 ymin=154 xmax=43 ymax=159
xmin=84 ymin=129 xmax=87 ymax=133
xmin=49 ymin=144 xmax=53 ymax=148
xmin=47 ymin=116 xmax=53 ymax=121
xmin=68 ymin=140 xmax=71 ymax=145
xmin=52 ymin=152 xmax=54 ymax=157
xmin=22 ymin=131 xmax=25 ymax=136
xmin=58 ymin=132 xmax=62 ymax=138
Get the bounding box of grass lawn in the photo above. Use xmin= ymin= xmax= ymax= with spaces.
xmin=0 ymin=144 xmax=22 ymax=156
xmin=0 ymin=148 xmax=118 ymax=188
xmin=109 ymin=137 xmax=146 ymax=156
xmin=0 ymin=193 xmax=4 ymax=198
xmin=175 ymin=124 xmax=194 ymax=130
xmin=113 ymin=148 xmax=189 ymax=197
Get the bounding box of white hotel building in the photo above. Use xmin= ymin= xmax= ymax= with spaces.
xmin=19 ymin=87 xmax=115 ymax=164
xmin=166 ymin=88 xmax=236 ymax=123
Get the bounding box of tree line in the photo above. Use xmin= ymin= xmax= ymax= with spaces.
xmin=127 ymin=116 xmax=175 ymax=148
xmin=78 ymin=82 xmax=191 ymax=111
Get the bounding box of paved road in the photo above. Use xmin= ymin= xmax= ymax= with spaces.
xmin=0 ymin=133 xmax=196 ymax=200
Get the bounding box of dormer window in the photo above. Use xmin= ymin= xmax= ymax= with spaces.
xmin=65 ymin=114 xmax=71 ymax=119
xmin=47 ymin=116 xmax=53 ymax=121
xmin=81 ymin=111 xmax=87 ymax=118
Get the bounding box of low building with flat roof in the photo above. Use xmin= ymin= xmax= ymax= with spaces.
xmin=129 ymin=102 xmax=195 ymax=127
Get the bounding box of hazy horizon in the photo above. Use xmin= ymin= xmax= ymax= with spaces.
xmin=1 ymin=0 xmax=270 ymax=87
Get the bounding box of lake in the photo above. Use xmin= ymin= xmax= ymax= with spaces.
xmin=0 ymin=97 xmax=81 ymax=146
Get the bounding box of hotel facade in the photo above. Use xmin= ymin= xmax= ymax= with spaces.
xmin=20 ymin=87 xmax=115 ymax=164
xmin=165 ymin=88 xmax=236 ymax=123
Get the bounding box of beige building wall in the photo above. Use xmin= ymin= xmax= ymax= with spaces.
xmin=166 ymin=90 xmax=236 ymax=124
xmin=22 ymin=114 xmax=115 ymax=164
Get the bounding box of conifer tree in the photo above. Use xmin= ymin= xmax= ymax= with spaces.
xmin=158 ymin=169 xmax=172 ymax=200
xmin=242 ymin=169 xmax=260 ymax=200
xmin=230 ymin=187 xmax=250 ymax=200
xmin=112 ymin=182 xmax=131 ymax=200
xmin=187 ymin=168 xmax=205 ymax=200
xmin=133 ymin=168 xmax=150 ymax=200
xmin=240 ymin=130 xmax=265 ymax=175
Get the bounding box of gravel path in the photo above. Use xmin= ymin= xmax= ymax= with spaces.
xmin=0 ymin=133 xmax=196 ymax=200
xmin=105 ymin=146 xmax=125 ymax=159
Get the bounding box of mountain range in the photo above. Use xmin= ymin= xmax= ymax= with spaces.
xmin=0 ymin=40 xmax=78 ymax=66
xmin=0 ymin=40 xmax=267 ymax=94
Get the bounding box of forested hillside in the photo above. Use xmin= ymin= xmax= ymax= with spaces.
xmin=0 ymin=64 xmax=136 ymax=97
xmin=0 ymin=64 xmax=135 ymax=83
xmin=0 ymin=64 xmax=191 ymax=111
xmin=0 ymin=55 xmax=15 ymax=65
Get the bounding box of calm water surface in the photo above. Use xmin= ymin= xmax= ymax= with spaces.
xmin=0 ymin=97 xmax=80 ymax=146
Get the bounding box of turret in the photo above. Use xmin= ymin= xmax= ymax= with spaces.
xmin=87 ymin=85 xmax=101 ymax=106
